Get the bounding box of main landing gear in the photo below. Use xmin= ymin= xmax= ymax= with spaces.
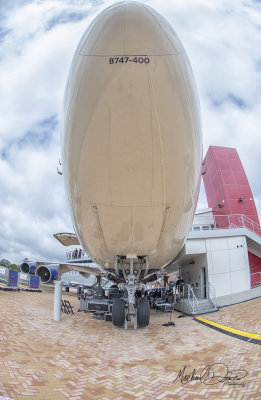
xmin=112 ymin=298 xmax=125 ymax=327
xmin=137 ymin=297 xmax=150 ymax=327
xmin=111 ymin=256 xmax=150 ymax=329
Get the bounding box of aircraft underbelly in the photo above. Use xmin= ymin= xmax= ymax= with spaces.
xmin=63 ymin=3 xmax=202 ymax=270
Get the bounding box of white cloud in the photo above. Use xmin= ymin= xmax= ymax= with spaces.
xmin=0 ymin=2 xmax=97 ymax=147
xmin=0 ymin=120 xmax=73 ymax=263
xmin=0 ymin=0 xmax=260 ymax=264
xmin=0 ymin=0 xmax=98 ymax=263
xmin=163 ymin=0 xmax=261 ymax=219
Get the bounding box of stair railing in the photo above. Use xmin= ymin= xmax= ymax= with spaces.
xmin=186 ymin=284 xmax=198 ymax=314
xmin=208 ymin=281 xmax=216 ymax=308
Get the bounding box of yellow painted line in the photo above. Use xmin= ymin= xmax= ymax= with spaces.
xmin=0 ymin=283 xmax=7 ymax=287
xmin=196 ymin=316 xmax=261 ymax=341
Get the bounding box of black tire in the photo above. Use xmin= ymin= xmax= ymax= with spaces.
xmin=137 ymin=297 xmax=150 ymax=327
xmin=112 ymin=298 xmax=125 ymax=327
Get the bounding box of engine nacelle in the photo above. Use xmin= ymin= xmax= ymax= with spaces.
xmin=36 ymin=264 xmax=60 ymax=283
xmin=21 ymin=262 xmax=37 ymax=275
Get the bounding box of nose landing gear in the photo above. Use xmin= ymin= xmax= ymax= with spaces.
xmin=111 ymin=256 xmax=150 ymax=329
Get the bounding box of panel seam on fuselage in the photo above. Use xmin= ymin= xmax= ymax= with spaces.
xmin=124 ymin=2 xmax=128 ymax=55
xmin=78 ymin=53 xmax=184 ymax=57
xmin=146 ymin=68 xmax=154 ymax=207
xmin=137 ymin=4 xmax=181 ymax=54
xmin=108 ymin=111 xmax=112 ymax=205
xmin=147 ymin=70 xmax=166 ymax=207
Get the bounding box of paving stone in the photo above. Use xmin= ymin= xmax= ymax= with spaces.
xmin=0 ymin=291 xmax=260 ymax=399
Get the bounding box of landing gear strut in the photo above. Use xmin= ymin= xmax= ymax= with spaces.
xmin=112 ymin=256 xmax=150 ymax=329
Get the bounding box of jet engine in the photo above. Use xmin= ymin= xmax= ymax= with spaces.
xmin=36 ymin=264 xmax=62 ymax=284
xmin=35 ymin=264 xmax=90 ymax=283
xmin=20 ymin=262 xmax=37 ymax=275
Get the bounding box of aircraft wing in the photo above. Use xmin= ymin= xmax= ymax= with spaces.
xmin=59 ymin=262 xmax=105 ymax=277
xmin=34 ymin=261 xmax=105 ymax=277
xmin=53 ymin=232 xmax=80 ymax=246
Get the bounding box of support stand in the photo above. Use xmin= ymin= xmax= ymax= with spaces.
xmin=54 ymin=280 xmax=62 ymax=321
xmin=124 ymin=309 xmax=128 ymax=330
xmin=134 ymin=312 xmax=137 ymax=330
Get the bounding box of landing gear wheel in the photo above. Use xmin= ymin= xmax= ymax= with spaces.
xmin=137 ymin=297 xmax=150 ymax=327
xmin=112 ymin=298 xmax=125 ymax=327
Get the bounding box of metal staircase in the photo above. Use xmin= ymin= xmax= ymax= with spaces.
xmin=189 ymin=298 xmax=217 ymax=314
xmin=174 ymin=283 xmax=218 ymax=315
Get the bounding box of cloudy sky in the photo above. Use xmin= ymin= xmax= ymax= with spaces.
xmin=0 ymin=0 xmax=260 ymax=264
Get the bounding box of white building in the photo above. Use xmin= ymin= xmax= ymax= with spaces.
xmin=173 ymin=208 xmax=261 ymax=314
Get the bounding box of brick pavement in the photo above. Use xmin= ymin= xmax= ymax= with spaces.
xmin=199 ymin=297 xmax=261 ymax=333
xmin=0 ymin=290 xmax=260 ymax=400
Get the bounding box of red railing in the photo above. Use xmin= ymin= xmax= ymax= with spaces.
xmin=250 ymin=271 xmax=261 ymax=288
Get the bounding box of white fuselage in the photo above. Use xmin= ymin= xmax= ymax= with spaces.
xmin=62 ymin=2 xmax=202 ymax=272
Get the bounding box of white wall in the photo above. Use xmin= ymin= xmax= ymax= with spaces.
xmin=192 ymin=209 xmax=215 ymax=228
xmin=186 ymin=239 xmax=206 ymax=254
xmin=206 ymin=236 xmax=250 ymax=297
xmin=181 ymin=235 xmax=250 ymax=299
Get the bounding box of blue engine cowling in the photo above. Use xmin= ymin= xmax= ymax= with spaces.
xmin=21 ymin=262 xmax=37 ymax=275
xmin=36 ymin=264 xmax=60 ymax=283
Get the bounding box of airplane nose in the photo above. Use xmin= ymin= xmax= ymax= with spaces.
xmin=78 ymin=2 xmax=185 ymax=56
